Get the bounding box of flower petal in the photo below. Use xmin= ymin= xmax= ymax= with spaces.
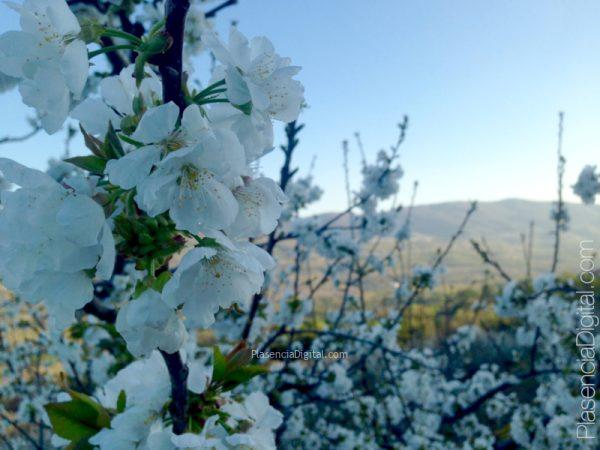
xmin=131 ymin=102 xmax=179 ymax=144
xmin=61 ymin=39 xmax=88 ymax=98
xmin=106 ymin=146 xmax=162 ymax=190
xmin=71 ymin=98 xmax=122 ymax=136
xmin=0 ymin=158 xmax=57 ymax=189
xmin=100 ymin=74 xmax=134 ymax=116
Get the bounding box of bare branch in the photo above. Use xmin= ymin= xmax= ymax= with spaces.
xmin=159 ymin=0 xmax=190 ymax=111
xmin=0 ymin=124 xmax=41 ymax=145
xmin=551 ymin=111 xmax=566 ymax=272
xmin=205 ymin=0 xmax=238 ymax=18
xmin=470 ymin=239 xmax=511 ymax=282
xmin=241 ymin=121 xmax=304 ymax=340
xmin=160 ymin=350 xmax=189 ymax=434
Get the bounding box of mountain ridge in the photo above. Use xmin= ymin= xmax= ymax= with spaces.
xmin=309 ymin=198 xmax=599 ymax=282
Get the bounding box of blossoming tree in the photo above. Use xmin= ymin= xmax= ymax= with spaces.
xmin=0 ymin=1 xmax=599 ymax=450
xmin=0 ymin=0 xmax=302 ymax=447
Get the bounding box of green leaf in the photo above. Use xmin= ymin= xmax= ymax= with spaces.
xmin=64 ymin=155 xmax=107 ymax=175
xmin=222 ymin=365 xmax=269 ymax=391
xmin=102 ymin=122 xmax=125 ymax=159
xmin=119 ymin=115 xmax=139 ymax=136
xmin=66 ymin=390 xmax=111 ymax=428
xmin=44 ymin=390 xmax=111 ymax=445
xmin=79 ymin=125 xmax=105 ymax=158
xmin=45 ymin=402 xmax=98 ymax=441
xmin=116 ymin=390 xmax=127 ymax=413
xmin=225 ymin=345 xmax=252 ymax=371
xmin=65 ymin=440 xmax=95 ymax=450
xmin=212 ymin=346 xmax=227 ymax=383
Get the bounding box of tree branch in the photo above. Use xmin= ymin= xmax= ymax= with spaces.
xmin=470 ymin=239 xmax=511 ymax=282
xmin=205 ymin=0 xmax=238 ymax=18
xmin=441 ymin=369 xmax=561 ymax=426
xmin=157 ymin=0 xmax=191 ymax=434
xmin=241 ymin=121 xmax=303 ymax=340
xmin=0 ymin=124 xmax=41 ymax=145
xmin=82 ymin=299 xmax=117 ymax=324
xmin=551 ymin=111 xmax=565 ymax=273
xmin=160 ymin=350 xmax=189 ymax=434
xmin=389 ymin=201 xmax=477 ymax=326
xmin=159 ymin=0 xmax=190 ymax=111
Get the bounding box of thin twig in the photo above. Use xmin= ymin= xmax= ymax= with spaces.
xmin=241 ymin=121 xmax=303 ymax=340
xmin=0 ymin=125 xmax=41 ymax=145
xmin=205 ymin=0 xmax=238 ymax=18
xmin=0 ymin=411 xmax=42 ymax=450
xmin=551 ymin=112 xmax=565 ymax=273
xmin=390 ymin=202 xmax=477 ymax=326
xmin=470 ymin=239 xmax=511 ymax=282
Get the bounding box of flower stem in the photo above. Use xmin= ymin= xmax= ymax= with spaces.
xmin=89 ymin=45 xmax=136 ymax=59
xmin=195 ymin=79 xmax=226 ymax=99
xmin=148 ymin=18 xmax=167 ymax=37
xmin=118 ymin=134 xmax=144 ymax=148
xmin=195 ymin=98 xmax=230 ymax=105
xmin=100 ymin=29 xmax=143 ymax=46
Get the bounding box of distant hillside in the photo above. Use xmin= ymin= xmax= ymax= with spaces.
xmin=311 ymin=199 xmax=600 ymax=284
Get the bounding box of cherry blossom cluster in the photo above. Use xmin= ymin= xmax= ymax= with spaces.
xmin=0 ymin=0 xmax=303 ymax=447
xmin=201 ymin=126 xmax=598 ymax=449
xmin=573 ymin=165 xmax=600 ymax=205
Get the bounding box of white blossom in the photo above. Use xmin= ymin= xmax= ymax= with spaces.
xmin=0 ymin=72 xmax=19 ymax=93
xmin=106 ymin=103 xmax=246 ymax=234
xmin=0 ymin=158 xmax=114 ymax=331
xmin=96 ymin=351 xmax=170 ymax=412
xmin=170 ymin=416 xmax=228 ymax=449
xmin=163 ymin=239 xmax=273 ymax=329
xmin=572 ymin=165 xmax=600 ymax=204
xmin=187 ymin=360 xmax=212 ymax=395
xmin=89 ymin=406 xmax=155 ymax=450
xmin=359 ymin=149 xmax=403 ymax=201
xmin=223 ymin=392 xmax=283 ymax=450
xmin=205 ymin=27 xmax=304 ymax=122
xmin=227 ymin=177 xmax=286 ymax=239
xmin=0 ymin=0 xmax=88 ymax=133
xmin=116 ymin=289 xmax=186 ymax=357
xmin=71 ymin=64 xmax=161 ymax=136
xmin=207 ymin=103 xmax=274 ymax=163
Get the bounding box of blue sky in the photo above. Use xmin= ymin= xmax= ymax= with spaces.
xmin=1 ymin=0 xmax=599 ymax=213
